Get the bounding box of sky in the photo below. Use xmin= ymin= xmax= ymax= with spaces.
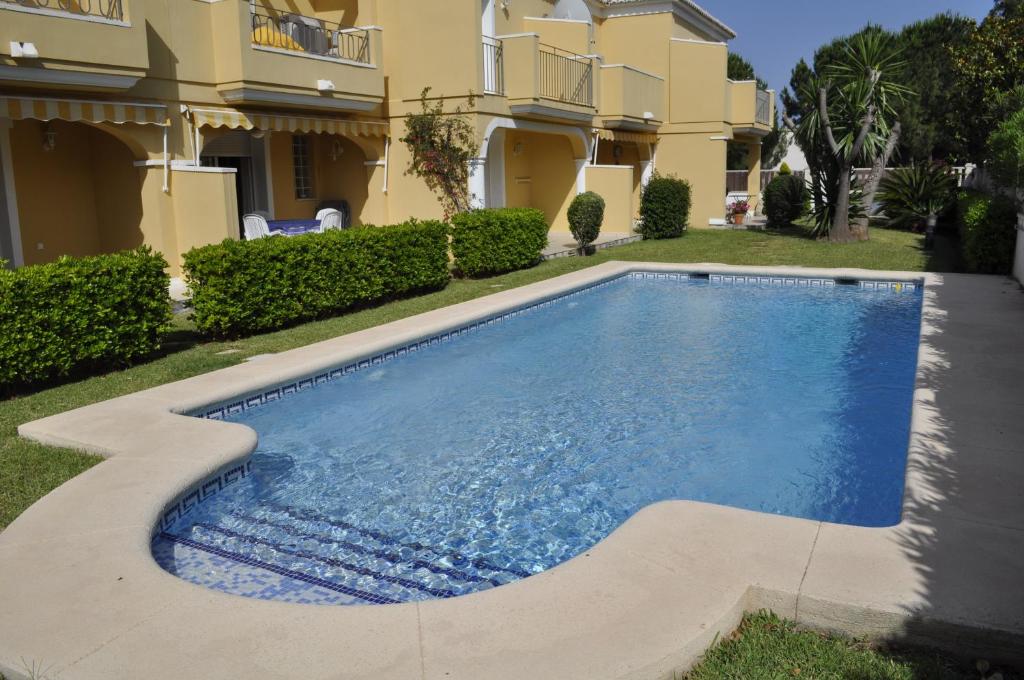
xmin=705 ymin=0 xmax=994 ymax=98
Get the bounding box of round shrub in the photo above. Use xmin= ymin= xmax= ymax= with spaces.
xmin=638 ymin=174 xmax=691 ymax=239
xmin=567 ymin=191 xmax=605 ymax=252
xmin=763 ymin=174 xmax=807 ymax=228
xmin=778 ymin=162 xmax=792 ymax=175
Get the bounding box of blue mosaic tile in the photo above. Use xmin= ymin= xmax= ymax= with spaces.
xmin=167 ymin=270 xmax=921 ymax=537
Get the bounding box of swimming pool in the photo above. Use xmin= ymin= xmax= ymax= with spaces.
xmin=153 ymin=272 xmax=923 ymax=606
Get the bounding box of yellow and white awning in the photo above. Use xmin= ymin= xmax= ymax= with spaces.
xmin=597 ymin=129 xmax=658 ymax=145
xmin=0 ymin=96 xmax=168 ymax=126
xmin=189 ymin=107 xmax=387 ymax=138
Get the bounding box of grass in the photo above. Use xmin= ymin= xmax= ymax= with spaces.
xmin=0 ymin=224 xmax=956 ymax=529
xmin=685 ymin=611 xmax=1018 ymax=680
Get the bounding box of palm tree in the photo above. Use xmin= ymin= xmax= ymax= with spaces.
xmin=789 ymin=33 xmax=910 ymax=242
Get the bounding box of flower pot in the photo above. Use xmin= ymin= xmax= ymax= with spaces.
xmin=732 ymin=213 xmax=746 ymax=225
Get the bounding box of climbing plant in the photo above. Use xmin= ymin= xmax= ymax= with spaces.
xmin=400 ymin=88 xmax=479 ymax=220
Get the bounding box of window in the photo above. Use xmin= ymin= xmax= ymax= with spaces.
xmin=292 ymin=134 xmax=315 ymax=199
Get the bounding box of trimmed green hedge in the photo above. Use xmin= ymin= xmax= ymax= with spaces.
xmin=764 ymin=174 xmax=807 ymax=228
xmin=0 ymin=247 xmax=170 ymax=390
xmin=184 ymin=220 xmax=450 ymax=338
xmin=956 ymin=189 xmax=1017 ymax=275
xmin=639 ymin=174 xmax=691 ymax=239
xmin=450 ymin=207 xmax=548 ymax=277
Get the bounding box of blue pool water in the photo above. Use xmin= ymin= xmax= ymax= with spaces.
xmin=154 ymin=274 xmax=923 ymax=605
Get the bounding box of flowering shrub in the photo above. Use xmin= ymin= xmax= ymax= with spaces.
xmin=400 ymin=88 xmax=479 ymax=220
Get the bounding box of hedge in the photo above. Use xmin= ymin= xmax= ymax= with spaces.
xmin=639 ymin=174 xmax=691 ymax=239
xmin=956 ymin=189 xmax=1017 ymax=275
xmin=450 ymin=207 xmax=548 ymax=277
xmin=184 ymin=220 xmax=450 ymax=338
xmin=763 ymin=174 xmax=807 ymax=228
xmin=0 ymin=247 xmax=170 ymax=390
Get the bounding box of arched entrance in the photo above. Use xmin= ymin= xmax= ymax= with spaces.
xmin=6 ymin=119 xmax=144 ymax=266
xmin=474 ymin=118 xmax=591 ymax=229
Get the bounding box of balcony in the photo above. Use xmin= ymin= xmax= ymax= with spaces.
xmin=210 ymin=0 xmax=384 ymax=114
xmin=727 ymin=80 xmax=773 ymax=135
xmin=0 ymin=0 xmax=149 ymax=91
xmin=599 ymin=64 xmax=664 ymax=130
xmin=497 ymin=34 xmax=596 ymax=123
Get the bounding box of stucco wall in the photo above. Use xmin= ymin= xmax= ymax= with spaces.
xmin=10 ymin=120 xmax=144 ymax=266
xmin=503 ymin=129 xmax=578 ymax=230
xmin=584 ymin=165 xmax=633 ymax=231
xmin=657 ymin=133 xmax=727 ymax=228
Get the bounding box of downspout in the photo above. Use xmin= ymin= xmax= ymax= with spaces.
xmin=591 ymin=129 xmax=600 ymax=165
xmin=162 ymin=124 xmax=169 ymax=193
xmin=382 ymin=135 xmax=390 ymax=193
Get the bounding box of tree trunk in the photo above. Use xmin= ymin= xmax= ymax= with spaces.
xmin=853 ymin=121 xmax=902 ymax=240
xmin=829 ymin=167 xmax=855 ymax=243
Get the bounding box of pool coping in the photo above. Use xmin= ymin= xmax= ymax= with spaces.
xmin=3 ymin=261 xmax=1023 ymax=679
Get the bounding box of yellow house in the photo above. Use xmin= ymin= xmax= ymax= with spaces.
xmin=0 ymin=0 xmax=772 ymax=273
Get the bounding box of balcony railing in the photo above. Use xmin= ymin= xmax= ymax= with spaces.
xmin=482 ymin=36 xmax=504 ymax=95
xmin=756 ymin=89 xmax=771 ymax=125
xmin=6 ymin=0 xmax=123 ymax=20
xmin=251 ymin=10 xmax=369 ymax=64
xmin=538 ymin=43 xmax=593 ymax=107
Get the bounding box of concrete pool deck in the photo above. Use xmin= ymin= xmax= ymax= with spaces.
xmin=2 ymin=262 xmax=1023 ymax=679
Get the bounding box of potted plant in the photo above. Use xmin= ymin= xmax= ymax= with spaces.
xmin=729 ymin=199 xmax=750 ymax=225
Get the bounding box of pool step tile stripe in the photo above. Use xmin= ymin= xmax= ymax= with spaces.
xmin=190 ymin=523 xmax=458 ymax=599
xmin=159 ymin=531 xmax=400 ymax=605
xmin=264 ymin=502 xmax=532 ymax=579
xmin=229 ymin=510 xmax=502 ymax=587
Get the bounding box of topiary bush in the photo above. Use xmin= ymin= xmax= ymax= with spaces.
xmin=567 ymin=191 xmax=605 ymax=253
xmin=638 ymin=174 xmax=691 ymax=239
xmin=778 ymin=162 xmax=792 ymax=176
xmin=956 ymin=189 xmax=1017 ymax=274
xmin=763 ymin=174 xmax=808 ymax=228
xmin=0 ymin=247 xmax=171 ymax=390
xmin=184 ymin=220 xmax=450 ymax=338
xmin=449 ymin=207 xmax=548 ymax=277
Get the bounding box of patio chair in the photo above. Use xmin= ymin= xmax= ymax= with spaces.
xmin=319 ymin=209 xmax=347 ymax=231
xmin=242 ymin=214 xmax=282 ymax=240
xmin=316 ymin=200 xmax=350 ymax=228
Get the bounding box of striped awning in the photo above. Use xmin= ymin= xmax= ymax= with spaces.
xmin=190 ymin=107 xmax=387 ymax=137
xmin=0 ymin=96 xmax=168 ymax=126
xmin=597 ymin=129 xmax=658 ymax=145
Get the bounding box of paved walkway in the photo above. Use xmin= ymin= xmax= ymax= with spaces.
xmin=542 ymin=231 xmax=640 ymax=258
xmin=1 ymin=264 xmax=1022 ymax=680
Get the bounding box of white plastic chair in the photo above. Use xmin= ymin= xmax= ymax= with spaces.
xmin=318 ymin=209 xmax=346 ymax=231
xmin=242 ymin=214 xmax=282 ymax=240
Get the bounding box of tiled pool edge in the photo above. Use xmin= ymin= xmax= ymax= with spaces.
xmin=167 ymin=269 xmax=921 ymax=537
xmin=5 ymin=262 xmax=1022 ymax=680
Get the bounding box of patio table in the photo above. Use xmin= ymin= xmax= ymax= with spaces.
xmin=267 ymin=219 xmax=321 ymax=235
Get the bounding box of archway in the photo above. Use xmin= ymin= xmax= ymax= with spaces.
xmin=7 ymin=119 xmax=144 ymax=266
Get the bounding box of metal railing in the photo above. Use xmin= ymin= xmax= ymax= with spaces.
xmin=727 ymin=169 xmax=806 ymax=193
xmin=7 ymin=0 xmax=123 ymax=20
xmin=538 ymin=43 xmax=593 ymax=107
xmin=482 ymin=36 xmax=504 ymax=95
xmin=755 ymin=89 xmax=771 ymax=125
xmin=251 ymin=10 xmax=370 ymax=64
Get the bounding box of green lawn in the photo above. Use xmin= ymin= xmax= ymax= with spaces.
xmin=685 ymin=611 xmax=1016 ymax=680
xmin=0 ymin=224 xmax=956 ymax=529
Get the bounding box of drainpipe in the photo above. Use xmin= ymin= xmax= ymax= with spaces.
xmin=382 ymin=136 xmax=390 ymax=193
xmin=162 ymin=125 xmax=169 ymax=193
xmin=591 ymin=129 xmax=600 ymax=165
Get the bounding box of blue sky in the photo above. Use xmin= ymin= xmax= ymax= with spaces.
xmin=706 ymin=0 xmax=993 ymax=97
